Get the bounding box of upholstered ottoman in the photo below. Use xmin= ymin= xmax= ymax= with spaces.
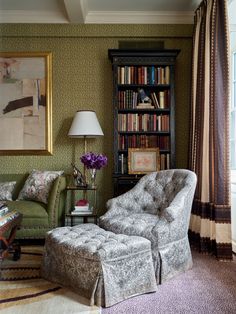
xmin=41 ymin=223 xmax=157 ymax=307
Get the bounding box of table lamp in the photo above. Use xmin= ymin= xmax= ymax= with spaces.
xmin=68 ymin=110 xmax=104 ymax=153
xmin=68 ymin=110 xmax=104 ymax=183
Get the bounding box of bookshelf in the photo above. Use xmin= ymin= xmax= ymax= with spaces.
xmin=108 ymin=49 xmax=180 ymax=196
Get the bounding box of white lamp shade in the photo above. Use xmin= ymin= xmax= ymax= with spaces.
xmin=68 ymin=110 xmax=104 ymax=138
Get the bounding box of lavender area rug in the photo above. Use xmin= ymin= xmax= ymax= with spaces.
xmin=102 ymin=250 xmax=236 ymax=314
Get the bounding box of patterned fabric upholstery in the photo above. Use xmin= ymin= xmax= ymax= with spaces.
xmin=42 ymin=224 xmax=157 ymax=307
xmin=0 ymin=181 xmax=16 ymax=201
xmin=99 ymin=169 xmax=197 ymax=283
xmin=18 ymin=170 xmax=64 ymax=204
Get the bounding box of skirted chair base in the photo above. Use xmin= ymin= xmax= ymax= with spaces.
xmin=41 ymin=224 xmax=157 ymax=307
xmin=158 ymin=236 xmax=193 ymax=283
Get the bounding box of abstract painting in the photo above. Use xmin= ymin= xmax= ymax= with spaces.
xmin=0 ymin=52 xmax=52 ymax=155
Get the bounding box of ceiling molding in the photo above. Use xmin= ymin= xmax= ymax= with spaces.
xmin=0 ymin=10 xmax=68 ymax=23
xmin=85 ymin=11 xmax=195 ymax=24
xmin=0 ymin=9 xmax=195 ymax=25
xmin=63 ymin=0 xmax=86 ymax=23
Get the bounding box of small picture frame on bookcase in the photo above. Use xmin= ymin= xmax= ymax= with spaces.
xmin=128 ymin=148 xmax=160 ymax=174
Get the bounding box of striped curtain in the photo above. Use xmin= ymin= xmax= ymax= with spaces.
xmin=189 ymin=0 xmax=232 ymax=260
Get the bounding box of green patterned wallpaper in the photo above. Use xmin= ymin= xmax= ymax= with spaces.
xmin=0 ymin=24 xmax=193 ymax=214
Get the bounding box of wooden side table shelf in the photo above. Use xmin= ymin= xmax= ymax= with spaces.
xmin=0 ymin=210 xmax=22 ymax=261
xmin=65 ymin=185 xmax=98 ymax=226
xmin=65 ymin=213 xmax=98 ymax=225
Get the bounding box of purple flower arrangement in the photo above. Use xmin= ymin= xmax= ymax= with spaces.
xmin=80 ymin=152 xmax=108 ymax=170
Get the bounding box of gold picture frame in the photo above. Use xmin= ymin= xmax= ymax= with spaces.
xmin=0 ymin=52 xmax=52 ymax=155
xmin=128 ymin=148 xmax=160 ymax=174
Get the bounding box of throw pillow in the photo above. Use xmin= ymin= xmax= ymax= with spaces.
xmin=0 ymin=181 xmax=16 ymax=201
xmin=18 ymin=170 xmax=64 ymax=204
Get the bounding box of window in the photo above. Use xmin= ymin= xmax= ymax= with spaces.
xmin=231 ymin=52 xmax=236 ymax=170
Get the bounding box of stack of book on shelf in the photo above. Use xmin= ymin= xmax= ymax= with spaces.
xmin=0 ymin=202 xmax=9 ymax=217
xmin=136 ymin=103 xmax=155 ymax=109
xmin=71 ymin=199 xmax=92 ymax=215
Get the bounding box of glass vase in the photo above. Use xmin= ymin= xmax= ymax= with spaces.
xmin=89 ymin=168 xmax=97 ymax=188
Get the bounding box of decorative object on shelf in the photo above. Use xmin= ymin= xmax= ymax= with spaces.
xmin=80 ymin=152 xmax=108 ymax=188
xmin=73 ymin=199 xmax=91 ymax=214
xmin=128 ymin=148 xmax=160 ymax=174
xmin=71 ymin=163 xmax=87 ymax=187
xmin=138 ymin=88 xmax=152 ymax=104
xmin=76 ymin=199 xmax=88 ymax=206
xmin=88 ymin=168 xmax=96 ymax=188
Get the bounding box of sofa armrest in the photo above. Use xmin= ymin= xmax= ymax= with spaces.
xmin=47 ymin=176 xmax=67 ymax=228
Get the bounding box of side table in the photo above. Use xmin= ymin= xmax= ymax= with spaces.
xmin=65 ymin=184 xmax=98 ymax=226
xmin=0 ymin=210 xmax=22 ymax=261
xmin=65 ymin=213 xmax=98 ymax=226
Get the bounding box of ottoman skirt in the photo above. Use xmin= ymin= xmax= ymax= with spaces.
xmin=41 ymin=224 xmax=157 ymax=307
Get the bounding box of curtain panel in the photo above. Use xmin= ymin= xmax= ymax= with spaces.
xmin=189 ymin=0 xmax=232 ymax=259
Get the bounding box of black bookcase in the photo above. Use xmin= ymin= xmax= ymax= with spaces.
xmin=108 ymin=49 xmax=180 ymax=196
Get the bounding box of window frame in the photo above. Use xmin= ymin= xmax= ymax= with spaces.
xmin=230 ymin=51 xmax=236 ymax=171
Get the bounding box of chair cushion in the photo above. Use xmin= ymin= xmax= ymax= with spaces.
xmin=141 ymin=171 xmax=187 ymax=213
xmin=101 ymin=213 xmax=159 ymax=242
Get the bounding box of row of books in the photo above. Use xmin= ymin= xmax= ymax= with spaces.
xmin=160 ymin=154 xmax=171 ymax=170
xmin=118 ymin=153 xmax=171 ymax=174
xmin=118 ymin=154 xmax=128 ymax=174
xmin=118 ymin=114 xmax=170 ymax=132
xmin=119 ymin=135 xmax=170 ymax=150
xmin=117 ymin=66 xmax=170 ymax=85
xmin=117 ymin=90 xmax=169 ymax=109
xmin=118 ymin=135 xmax=170 ymax=150
xmin=0 ymin=202 xmax=8 ymax=216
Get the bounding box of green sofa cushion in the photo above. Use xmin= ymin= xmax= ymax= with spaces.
xmin=6 ymin=200 xmax=49 ymax=228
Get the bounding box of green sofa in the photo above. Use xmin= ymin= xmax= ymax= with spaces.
xmin=0 ymin=174 xmax=67 ymax=239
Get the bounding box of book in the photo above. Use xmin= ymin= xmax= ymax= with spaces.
xmin=74 ymin=205 xmax=90 ymax=212
xmin=0 ymin=201 xmax=7 ymax=209
xmin=165 ymin=66 xmax=170 ymax=84
xmin=159 ymin=91 xmax=165 ymax=108
xmin=137 ymin=104 xmax=155 ymax=109
xmin=0 ymin=206 xmax=9 ymax=217
xmin=0 ymin=202 xmax=8 ymax=216
xmin=71 ymin=209 xmax=93 ymax=215
xmin=72 ymin=204 xmax=93 ymax=215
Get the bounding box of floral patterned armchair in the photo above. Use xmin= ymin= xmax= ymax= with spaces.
xmin=99 ymin=169 xmax=197 ymax=283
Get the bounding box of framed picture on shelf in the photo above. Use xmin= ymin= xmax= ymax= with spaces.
xmin=128 ymin=148 xmax=160 ymax=174
xmin=0 ymin=52 xmax=52 ymax=155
